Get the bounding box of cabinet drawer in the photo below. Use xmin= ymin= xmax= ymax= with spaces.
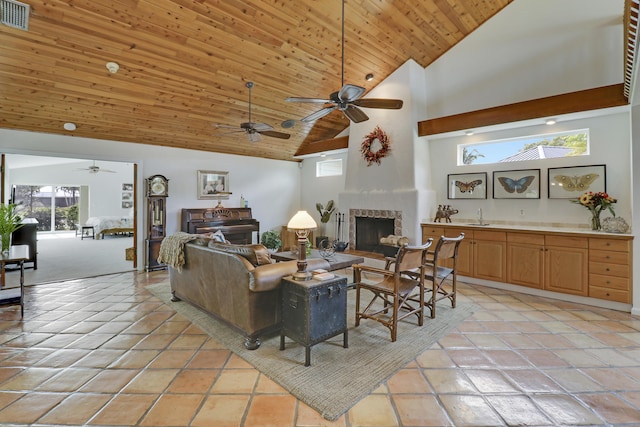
xmin=507 ymin=232 xmax=544 ymax=245
xmin=545 ymin=235 xmax=588 ymax=249
xmin=444 ymin=228 xmax=471 ymax=239
xmin=474 ymin=230 xmax=506 ymax=242
xmin=589 ymin=250 xmax=629 ymax=265
xmin=422 ymin=226 xmax=444 ymax=241
xmin=589 ymin=238 xmax=631 ymax=252
xmin=589 ymin=286 xmax=630 ymax=303
xmin=589 ymin=273 xmax=630 ymax=290
xmin=589 ymin=261 xmax=629 ymax=278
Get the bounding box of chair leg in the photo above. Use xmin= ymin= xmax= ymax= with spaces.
xmin=430 ymin=280 xmax=437 ymax=319
xmin=451 ymin=276 xmax=457 ymax=308
xmin=355 ymin=285 xmax=361 ymax=327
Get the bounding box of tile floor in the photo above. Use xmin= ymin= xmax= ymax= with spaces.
xmin=0 ymin=269 xmax=638 ymax=426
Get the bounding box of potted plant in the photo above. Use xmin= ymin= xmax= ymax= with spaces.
xmin=0 ymin=203 xmax=23 ymax=256
xmin=260 ymin=229 xmax=282 ymax=252
xmin=315 ymin=199 xmax=335 ymax=247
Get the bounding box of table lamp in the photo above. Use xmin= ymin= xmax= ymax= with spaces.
xmin=287 ymin=210 xmax=317 ymax=281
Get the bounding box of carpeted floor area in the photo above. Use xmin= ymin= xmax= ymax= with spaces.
xmin=3 ymin=232 xmax=134 ymax=287
xmin=147 ymin=280 xmax=477 ymax=421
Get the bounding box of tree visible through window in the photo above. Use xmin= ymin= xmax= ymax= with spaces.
xmin=460 ymin=129 xmax=589 ymax=165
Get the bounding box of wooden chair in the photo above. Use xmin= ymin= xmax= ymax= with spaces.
xmin=421 ymin=233 xmax=464 ymax=319
xmin=353 ymin=240 xmax=433 ymax=342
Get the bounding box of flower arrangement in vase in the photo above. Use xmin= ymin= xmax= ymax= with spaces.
xmin=0 ymin=203 xmax=23 ymax=256
xmin=571 ymin=191 xmax=616 ymax=231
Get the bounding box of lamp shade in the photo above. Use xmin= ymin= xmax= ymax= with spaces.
xmin=287 ymin=210 xmax=317 ymax=230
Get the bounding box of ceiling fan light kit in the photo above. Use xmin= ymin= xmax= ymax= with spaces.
xmin=286 ymin=0 xmax=403 ymax=123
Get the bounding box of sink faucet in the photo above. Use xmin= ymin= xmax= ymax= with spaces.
xmin=477 ymin=208 xmax=483 ymax=225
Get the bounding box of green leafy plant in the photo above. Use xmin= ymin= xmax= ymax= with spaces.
xmin=260 ymin=229 xmax=282 ymax=251
xmin=316 ymin=200 xmax=335 ymax=224
xmin=0 ymin=203 xmax=23 ymax=252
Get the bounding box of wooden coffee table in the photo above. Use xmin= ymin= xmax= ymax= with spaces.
xmin=271 ymin=249 xmax=364 ymax=272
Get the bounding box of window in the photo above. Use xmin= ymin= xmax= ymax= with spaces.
xmin=459 ymin=129 xmax=589 ymax=165
xmin=316 ymin=159 xmax=343 ymax=177
xmin=13 ymin=185 xmax=80 ymax=232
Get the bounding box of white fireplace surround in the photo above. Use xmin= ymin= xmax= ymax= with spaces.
xmin=349 ymin=209 xmax=403 ymax=251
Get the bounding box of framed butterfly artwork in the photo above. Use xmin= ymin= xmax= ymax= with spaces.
xmin=447 ymin=172 xmax=487 ymax=199
xmin=493 ymin=169 xmax=540 ymax=199
xmin=547 ymin=164 xmax=606 ymax=199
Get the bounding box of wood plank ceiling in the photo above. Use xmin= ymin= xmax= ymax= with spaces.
xmin=0 ymin=0 xmax=516 ymax=162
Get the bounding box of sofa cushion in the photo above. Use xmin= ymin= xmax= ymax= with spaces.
xmin=209 ymin=242 xmax=272 ymax=266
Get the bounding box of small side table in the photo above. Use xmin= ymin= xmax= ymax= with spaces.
xmin=0 ymin=245 xmax=29 ymax=317
xmin=280 ymin=274 xmax=348 ymax=366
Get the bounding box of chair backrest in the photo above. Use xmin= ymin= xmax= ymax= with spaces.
xmin=394 ymin=239 xmax=433 ymax=273
xmin=432 ymin=233 xmax=464 ymax=264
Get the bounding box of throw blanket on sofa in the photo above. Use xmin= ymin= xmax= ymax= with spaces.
xmin=157 ymin=232 xmax=200 ymax=272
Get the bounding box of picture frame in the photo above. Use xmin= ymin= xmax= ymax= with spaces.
xmin=122 ymin=183 xmax=133 ymax=192
xmin=122 ymin=201 xmax=133 ymax=209
xmin=197 ymin=170 xmax=229 ymax=200
xmin=447 ymin=172 xmax=487 ymax=199
xmin=493 ymin=169 xmax=540 ymax=199
xmin=547 ymin=164 xmax=606 ymax=199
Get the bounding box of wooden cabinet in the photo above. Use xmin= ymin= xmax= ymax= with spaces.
xmin=421 ymin=224 xmax=633 ymax=305
xmin=544 ymin=235 xmax=588 ymax=296
xmin=507 ymin=232 xmax=544 ymax=289
xmin=588 ymin=238 xmax=631 ymax=303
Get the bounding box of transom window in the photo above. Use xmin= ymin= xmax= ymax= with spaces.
xmin=316 ymin=159 xmax=343 ymax=177
xmin=459 ymin=129 xmax=589 ymax=165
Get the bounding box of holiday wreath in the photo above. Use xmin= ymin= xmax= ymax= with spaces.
xmin=361 ymin=125 xmax=390 ymax=166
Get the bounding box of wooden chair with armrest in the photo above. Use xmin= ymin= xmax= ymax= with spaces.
xmin=420 ymin=233 xmax=465 ymax=319
xmin=353 ymin=240 xmax=433 ymax=342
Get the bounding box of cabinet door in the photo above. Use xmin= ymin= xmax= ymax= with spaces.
xmin=507 ymin=242 xmax=544 ymax=289
xmin=421 ymin=225 xmax=444 ymax=245
xmin=544 ymin=246 xmax=588 ymax=295
xmin=474 ymin=239 xmax=506 ymax=282
xmin=445 ymin=228 xmax=472 ymax=275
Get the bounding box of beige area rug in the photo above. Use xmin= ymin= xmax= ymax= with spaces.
xmin=147 ymin=281 xmax=476 ymax=421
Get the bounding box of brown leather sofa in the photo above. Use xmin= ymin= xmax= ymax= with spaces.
xmin=169 ymin=239 xmax=330 ymax=350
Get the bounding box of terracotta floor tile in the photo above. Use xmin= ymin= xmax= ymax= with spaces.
xmin=38 ymin=393 xmax=111 ymax=425
xmin=167 ymin=333 xmax=208 ymax=349
xmin=552 ymin=348 xmax=608 ymax=367
xmin=0 ymin=391 xmax=24 ymax=411
xmin=483 ymin=349 xmax=532 ymax=368
xmin=122 ymin=368 xmax=179 ymax=393
xmin=464 ymin=369 xmax=520 ymax=393
xmin=465 ymin=333 xmax=509 ymax=349
xmin=295 ymin=401 xmax=347 ymax=426
xmin=191 ymin=394 xmax=250 ymax=427
xmin=80 ymin=368 xmax=138 ymax=393
xmin=244 ymin=394 xmax=297 ymax=427
xmin=502 ymin=369 xmax=564 ymax=393
xmin=167 ymin=368 xmax=218 ymax=393
xmin=519 ymin=349 xmax=571 ymax=368
xmin=415 ymin=349 xmax=456 ymax=368
xmin=577 ymin=392 xmax=640 ymax=424
xmin=147 ymin=348 xmax=196 ymax=368
xmin=37 ymin=367 xmax=100 ymax=392
xmin=422 ymin=368 xmax=477 ymax=394
xmin=211 ymin=370 xmax=259 ymax=393
xmin=438 ymin=394 xmax=504 ymax=426
xmin=0 ymin=392 xmax=66 ymax=424
xmin=393 ymin=394 xmax=453 ymax=426
xmin=188 ymin=349 xmax=232 ymax=369
xmin=446 ymin=348 xmax=494 ymax=367
xmin=0 ymin=367 xmax=59 ymax=390
xmin=74 ymin=349 xmax=127 ymax=368
xmin=133 ymin=333 xmax=179 ymax=350
xmin=89 ymin=393 xmax=158 ymax=425
xmin=581 ymin=367 xmax=640 ymax=390
xmin=486 ymin=395 xmax=552 ymax=426
xmin=108 ymin=349 xmax=159 ymax=368
xmin=386 ymin=368 xmax=431 ymax=394
xmin=140 ymin=393 xmax=203 ymax=426
xmin=533 ymin=394 xmax=604 ymax=425
xmin=348 ymin=394 xmax=398 ymax=427
xmin=255 ymin=373 xmax=288 ymax=394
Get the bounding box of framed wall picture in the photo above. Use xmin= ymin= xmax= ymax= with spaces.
xmin=122 ymin=183 xmax=133 ymax=192
xmin=493 ymin=169 xmax=540 ymax=199
xmin=197 ymin=170 xmax=229 ymax=200
xmin=548 ymin=164 xmax=606 ymax=199
xmin=447 ymin=172 xmax=488 ymax=199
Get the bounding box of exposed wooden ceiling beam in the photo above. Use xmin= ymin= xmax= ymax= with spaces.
xmin=418 ymin=84 xmax=628 ymax=137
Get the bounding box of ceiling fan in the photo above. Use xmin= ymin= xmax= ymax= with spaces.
xmin=214 ymin=82 xmax=291 ymax=143
xmin=285 ymin=0 xmax=403 ymax=123
xmin=76 ymin=160 xmax=116 ymax=174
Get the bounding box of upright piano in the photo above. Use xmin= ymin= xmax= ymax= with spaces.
xmin=181 ymin=208 xmax=259 ymax=244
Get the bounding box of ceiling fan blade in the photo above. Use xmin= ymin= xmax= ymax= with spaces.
xmin=343 ymin=105 xmax=369 ymax=123
xmin=214 ymin=129 xmax=245 ymax=137
xmin=244 ymin=122 xmax=273 ymax=132
xmin=286 ymin=97 xmax=331 ymax=104
xmin=338 ymin=84 xmax=366 ymax=102
xmin=301 ymin=106 xmax=337 ymax=122
xmin=213 ymin=124 xmax=238 ymax=129
xmin=258 ymin=130 xmax=291 ymax=139
xmin=352 ymin=98 xmax=404 ymax=109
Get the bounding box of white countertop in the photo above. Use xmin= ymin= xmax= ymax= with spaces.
xmin=421 ymin=221 xmax=634 ymax=237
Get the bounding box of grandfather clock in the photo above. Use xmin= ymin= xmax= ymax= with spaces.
xmin=145 ymin=174 xmax=169 ymax=271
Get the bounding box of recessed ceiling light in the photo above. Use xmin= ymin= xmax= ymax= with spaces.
xmin=465 ymin=130 xmax=474 ymax=136
xmin=281 ymin=119 xmax=296 ymax=129
xmin=63 ymin=122 xmax=76 ymax=131
xmin=365 ymin=73 xmax=374 ymax=81
xmin=545 ymin=118 xmax=557 ymax=125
